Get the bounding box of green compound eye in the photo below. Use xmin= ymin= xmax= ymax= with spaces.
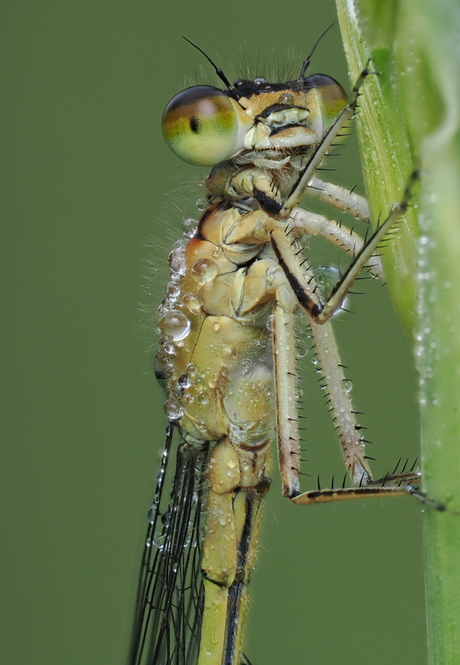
xmin=305 ymin=74 xmax=348 ymax=134
xmin=162 ymin=86 xmax=239 ymax=166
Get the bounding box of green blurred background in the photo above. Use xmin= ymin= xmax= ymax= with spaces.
xmin=2 ymin=1 xmax=426 ymax=664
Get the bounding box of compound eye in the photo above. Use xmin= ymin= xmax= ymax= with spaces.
xmin=305 ymin=74 xmax=348 ymax=128
xmin=162 ymin=86 xmax=239 ymax=166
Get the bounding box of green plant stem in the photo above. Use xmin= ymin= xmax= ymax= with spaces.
xmin=335 ymin=1 xmax=460 ymax=663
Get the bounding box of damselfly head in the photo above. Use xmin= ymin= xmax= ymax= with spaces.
xmin=162 ymin=74 xmax=347 ymax=167
xmin=162 ymin=29 xmax=346 ymax=168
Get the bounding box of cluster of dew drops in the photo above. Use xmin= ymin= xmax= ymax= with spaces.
xmin=156 ymin=205 xmax=221 ymax=425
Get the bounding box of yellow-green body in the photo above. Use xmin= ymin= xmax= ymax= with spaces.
xmin=131 ymin=56 xmax=424 ymax=665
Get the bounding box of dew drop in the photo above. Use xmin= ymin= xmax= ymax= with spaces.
xmin=168 ymin=247 xmax=187 ymax=276
xmin=296 ymin=336 xmax=309 ymax=358
xmin=178 ymin=373 xmax=192 ymax=388
xmin=182 ymin=217 xmax=199 ymax=238
xmin=342 ymin=379 xmax=353 ymax=393
xmin=161 ymin=342 xmax=177 ymax=357
xmin=153 ymin=531 xmax=166 ymax=550
xmin=147 ymin=504 xmax=156 ymax=524
xmin=182 ymin=292 xmax=202 ymax=315
xmin=196 ymin=198 xmax=207 ymax=211
xmin=164 ymin=398 xmax=184 ymax=421
xmin=154 ymin=355 xmax=171 ymax=388
xmin=159 ymin=310 xmax=191 ymax=341
xmin=169 ymin=280 xmax=182 ymax=296
xmin=313 ymin=265 xmax=340 ymax=298
xmin=191 ymin=258 xmax=218 ymax=285
xmin=279 ymin=92 xmax=294 ymax=105
xmin=185 ymin=363 xmax=199 ymax=379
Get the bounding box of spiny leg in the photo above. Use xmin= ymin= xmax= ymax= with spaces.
xmin=308 ymin=315 xmax=372 ymax=486
xmin=273 ymin=266 xmax=426 ymax=507
xmin=289 ymin=206 xmax=384 ymax=280
xmin=272 ymin=170 xmax=419 ymax=324
xmin=272 ymin=296 xmax=302 ymax=498
xmin=316 ymin=170 xmax=419 ymax=323
xmin=295 ymin=316 xmax=424 ymax=505
xmin=306 ymin=176 xmax=370 ymax=223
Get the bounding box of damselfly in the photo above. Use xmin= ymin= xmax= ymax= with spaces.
xmin=128 ymin=34 xmax=429 ymax=665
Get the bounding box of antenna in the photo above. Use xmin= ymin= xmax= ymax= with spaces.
xmin=182 ymin=37 xmax=232 ymax=89
xmin=299 ymin=22 xmax=335 ymax=78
